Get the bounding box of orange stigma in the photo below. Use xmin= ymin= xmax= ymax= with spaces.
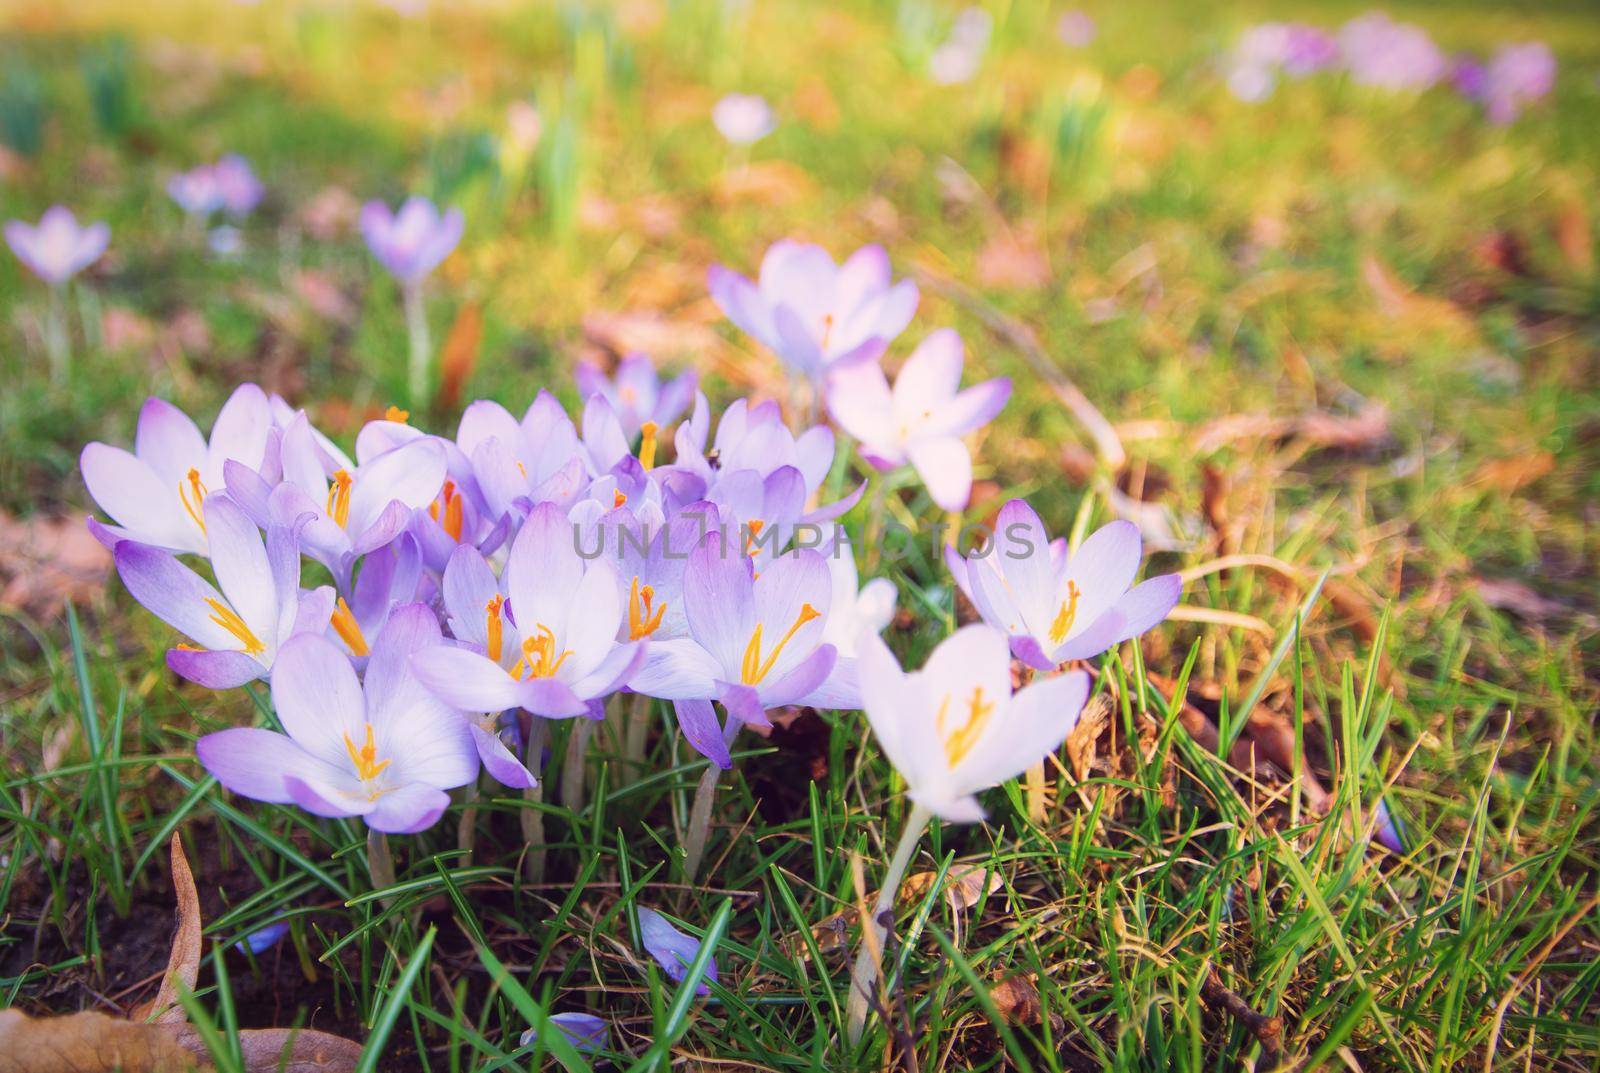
xmin=509 ymin=624 xmax=573 ymax=680
xmin=628 ymin=576 xmax=667 ymax=640
xmin=342 ymin=723 xmax=391 ymax=782
xmin=1048 ymin=580 xmax=1083 ymax=646
xmin=326 ymin=469 xmax=354 ymax=529
xmin=205 ymin=597 xmax=265 ymax=657
xmin=484 ymin=594 xmax=505 ymax=663
xmin=385 ymin=406 xmax=410 ymax=423
xmin=179 ymin=468 xmax=208 ymax=534
xmin=638 ymin=421 xmax=659 ymax=471
xmin=740 ymin=602 xmax=821 ymax=685
xmin=613 ymin=489 xmax=628 ymax=508
xmin=330 ymin=597 xmax=369 ymax=657
xmin=429 ymin=480 xmax=464 ymax=542
xmin=936 ymin=686 xmax=996 ymax=767
xmin=743 ymin=518 xmax=767 ymax=558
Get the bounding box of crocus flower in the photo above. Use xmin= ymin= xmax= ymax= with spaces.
xmin=455 ymin=393 xmax=589 ymax=523
xmin=112 ymin=495 xmax=332 ymax=689
xmin=82 ymin=383 xmax=276 ymax=555
xmin=928 ymin=7 xmax=991 ymax=85
xmin=196 ymin=606 xmax=478 ymax=833
xmin=628 ymin=531 xmax=856 ymax=768
xmin=359 ymin=196 xmax=463 ymax=287
xmin=411 ymin=502 xmax=645 ymax=719
xmin=708 ymin=240 xmax=919 ymax=386
xmin=235 ymin=920 xmax=290 ymax=955
xmin=827 ymin=328 xmax=1011 ymax=512
xmin=214 ymin=153 xmax=265 ymax=216
xmin=857 ymin=624 xmax=1090 ymax=822
xmin=1478 ymin=43 xmax=1556 ymax=124
xmin=711 ymin=93 xmax=776 ymax=146
xmin=636 ymin=907 xmax=717 ymax=996
xmin=1056 ymin=11 xmax=1096 ymax=47
xmin=1374 ymin=797 xmax=1408 ymax=854
xmin=574 ymin=353 xmax=699 ymax=441
xmin=670 ymin=397 xmax=839 ymax=505
xmin=168 ymin=165 xmax=226 ymax=218
xmin=945 ymin=499 xmax=1181 ymax=671
xmin=820 ymin=532 xmax=896 ymax=659
xmin=4 ymin=206 xmax=109 ymax=286
xmin=326 ymin=534 xmax=425 ymax=667
xmin=1338 ymin=12 xmax=1444 ymax=90
xmin=519 ymin=1013 xmax=608 ymax=1054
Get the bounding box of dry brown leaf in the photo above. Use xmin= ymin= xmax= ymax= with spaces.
xmin=990 ymin=974 xmax=1042 ymax=1024
xmin=208 ymin=1027 xmax=363 ymax=1073
xmin=1065 ymin=693 xmax=1112 ymax=781
xmin=711 ymin=160 xmax=816 ymax=206
xmin=1554 ymin=196 xmax=1593 ymax=273
xmin=785 ymin=907 xmax=857 ymax=962
xmin=901 ymin=864 xmax=1001 ymax=912
xmin=1474 ymin=577 xmax=1588 ymax=627
xmin=0 ymin=511 xmax=113 ymax=617
xmin=976 ymin=232 xmax=1051 ymax=291
xmin=0 ymin=1010 xmax=203 ymax=1073
xmin=1471 ymin=451 xmax=1555 ymax=495
xmin=292 ymin=270 xmax=356 ymax=325
xmin=135 ymin=834 xmax=202 ymax=1024
xmin=581 ymin=310 xmax=717 ymax=364
xmin=1191 ymin=403 xmax=1389 ymax=455
xmin=437 ymin=302 xmax=482 ymax=413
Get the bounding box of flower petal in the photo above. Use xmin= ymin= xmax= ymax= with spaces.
xmin=636 ymin=907 xmax=718 ymax=995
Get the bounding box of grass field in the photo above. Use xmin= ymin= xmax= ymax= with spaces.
xmin=1 ymin=1 xmax=1598 ymax=1070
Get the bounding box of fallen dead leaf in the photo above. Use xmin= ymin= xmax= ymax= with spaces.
xmin=902 ymin=864 xmax=1002 ymax=912
xmin=711 ymin=160 xmax=816 ymax=207
xmin=1554 ymin=195 xmax=1593 ymax=274
xmin=1474 ymin=577 xmax=1589 ymax=628
xmin=1471 ymin=451 xmax=1555 ymax=495
xmin=1065 ymin=693 xmax=1112 ymax=782
xmin=990 ymin=974 xmax=1042 ymax=1024
xmin=0 ymin=512 xmax=113 ymax=617
xmin=976 ymin=231 xmax=1051 ymax=291
xmin=436 ymin=302 xmax=482 ymax=413
xmin=0 ymin=1010 xmax=201 ymax=1073
xmin=134 ymin=834 xmax=201 ymax=1024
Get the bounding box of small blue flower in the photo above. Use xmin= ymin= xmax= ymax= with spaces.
xmin=235 ymin=920 xmax=290 ymax=955
xmin=636 ymin=906 xmax=717 ymax=996
xmin=519 ymin=1012 xmax=608 ymax=1054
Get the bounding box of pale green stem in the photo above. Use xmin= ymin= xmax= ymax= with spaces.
xmin=844 ymin=803 xmax=933 ymax=1046
xmin=44 ymin=285 xmax=70 ymax=385
xmin=863 ymin=471 xmax=890 ymax=573
xmin=403 ymin=281 xmax=431 ymax=408
xmin=623 ymin=691 xmax=652 ymax=770
xmin=366 ymin=827 xmax=397 ymax=909
xmin=456 ymin=776 xmax=480 ymax=863
xmin=561 ymin=718 xmax=595 ymax=811
xmin=681 ymin=718 xmax=741 ymax=881
xmin=521 ymin=717 xmax=548 ymax=884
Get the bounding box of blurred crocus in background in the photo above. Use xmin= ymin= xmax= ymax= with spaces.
xmin=360 ymin=195 xmax=465 ymax=406
xmin=827 ymin=328 xmax=1011 ymax=512
xmin=708 ymin=240 xmax=918 ymax=409
xmin=1338 ymin=11 xmax=1444 ymax=90
xmin=168 ymin=164 xmax=226 ymax=219
xmin=214 ymin=153 xmax=265 ymax=216
xmin=1056 ymin=10 xmax=1096 ymax=48
xmin=928 ymin=7 xmax=992 ymax=86
xmin=4 ymin=206 xmax=110 ymax=382
xmin=1465 ymin=43 xmax=1556 ymax=123
xmin=574 ymin=353 xmax=698 ymax=440
xmin=711 ymin=93 xmax=776 ymax=146
xmin=1225 ymin=22 xmax=1339 ymax=101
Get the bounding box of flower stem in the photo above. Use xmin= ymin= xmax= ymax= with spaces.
xmin=456 ymin=776 xmax=481 ymax=863
xmin=844 ymin=803 xmax=933 ymax=1046
xmin=623 ymin=691 xmax=652 ymax=770
xmin=864 ymin=471 xmax=890 ymax=573
xmin=561 ymin=717 xmax=594 ymax=812
xmin=682 ymin=718 xmax=741 ymax=881
xmin=366 ymin=827 xmax=397 ymax=908
xmin=521 ymin=716 xmax=548 ymax=884
xmin=44 ymin=285 xmax=70 ymax=385
xmin=403 ymin=282 xmax=432 ymax=409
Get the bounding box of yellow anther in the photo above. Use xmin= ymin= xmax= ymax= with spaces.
xmin=484 ymin=594 xmax=505 ymax=663
xmin=740 ymin=602 xmax=821 ymax=686
xmin=205 ymin=597 xmax=265 ymax=657
xmin=638 ymin=421 xmax=659 ymax=471
xmin=385 ymin=406 xmax=410 ymax=423
xmin=936 ymin=686 xmax=995 ymax=767
xmin=330 ymin=597 xmax=370 ymax=657
xmin=628 ymin=576 xmax=667 ymax=640
xmin=179 ymin=468 xmax=208 ymax=534
xmin=326 ymin=469 xmax=354 ymax=529
xmin=509 ymin=624 xmax=573 ymax=680
xmin=1047 ymin=580 xmax=1083 ymax=647
xmin=342 ymin=723 xmax=392 ymax=782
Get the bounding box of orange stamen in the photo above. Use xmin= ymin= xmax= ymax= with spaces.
xmin=613 ymin=489 xmax=628 ymax=508
xmin=342 ymin=723 xmax=392 ymax=782
xmin=508 ymin=624 xmax=573 ymax=680
xmin=638 ymin=421 xmax=659 ymax=471
xmin=330 ymin=597 xmax=370 ymax=657
xmin=743 ymin=518 xmax=766 ymax=558
xmin=1047 ymin=580 xmax=1083 ymax=647
xmin=179 ymin=468 xmax=208 ymax=534
xmin=485 ymin=594 xmax=505 ymax=663
xmin=936 ymin=686 xmax=996 ymax=767
xmin=326 ymin=469 xmax=354 ymax=529
xmin=740 ymin=602 xmax=821 ymax=685
xmin=429 ymin=480 xmax=464 ymax=542
xmin=385 ymin=405 xmax=410 ymax=423
xmin=628 ymin=576 xmax=667 ymax=640
xmin=205 ymin=597 xmax=265 ymax=657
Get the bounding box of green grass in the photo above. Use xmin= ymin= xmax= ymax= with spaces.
xmin=1 ymin=0 xmax=1597 ymax=1069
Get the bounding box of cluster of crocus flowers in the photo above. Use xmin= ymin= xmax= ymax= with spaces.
xmin=168 ymin=154 xmax=265 ymax=221
xmin=1451 ymin=42 xmax=1557 ymax=124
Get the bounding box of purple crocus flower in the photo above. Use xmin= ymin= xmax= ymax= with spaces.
xmin=711 ymin=94 xmax=776 ymax=146
xmin=667 ymin=397 xmax=851 ymax=521
xmin=1479 ymin=43 xmax=1556 ymax=124
xmin=227 ymin=412 xmax=446 ymax=585
xmin=1056 ymin=11 xmax=1095 ymax=47
xmin=410 ymin=502 xmax=646 ymax=719
xmin=196 ymin=605 xmax=478 ymax=833
xmin=1450 ymin=54 xmax=1489 ymax=100
xmin=112 ymin=495 xmax=332 ymax=689
xmin=574 ymin=353 xmax=698 ymax=441
xmin=1338 ymin=12 xmax=1445 ymax=90
xmin=827 ymin=328 xmax=1011 ymax=512
xmin=326 ymin=534 xmax=425 ymax=668
xmin=359 ymin=196 xmax=463 ymax=287
xmin=456 ymin=393 xmax=589 ymax=523
xmin=519 ymin=1013 xmax=608 ymax=1054
xmin=858 ymin=624 xmax=1090 ymax=822
xmin=1374 ymin=798 xmax=1408 ymax=854
xmin=945 ymin=499 xmax=1181 ymax=671
xmin=628 ymin=531 xmax=858 ymax=768
xmin=81 ymin=383 xmax=276 ymax=555
xmin=821 ymin=532 xmax=896 ymax=659
xmin=5 ymin=206 xmax=109 ymax=286
xmin=707 ymin=240 xmax=919 ymax=386
xmin=168 ymin=165 xmax=227 ymax=218
xmin=636 ymin=907 xmax=717 ymax=996
xmin=214 ymin=154 xmax=265 ymax=217
xmin=235 ymin=920 xmax=291 ymax=955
